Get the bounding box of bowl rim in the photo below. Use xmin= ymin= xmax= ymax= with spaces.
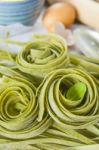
xmin=0 ymin=0 xmax=37 ymax=5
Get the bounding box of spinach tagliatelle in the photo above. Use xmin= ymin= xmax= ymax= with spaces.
xmin=37 ymin=68 xmax=99 ymax=128
xmin=1 ymin=34 xmax=99 ymax=150
xmin=17 ymin=34 xmax=69 ymax=79
xmin=0 ymin=66 xmax=52 ymax=150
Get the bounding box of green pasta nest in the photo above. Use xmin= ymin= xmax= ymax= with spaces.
xmin=0 ymin=34 xmax=99 ymax=150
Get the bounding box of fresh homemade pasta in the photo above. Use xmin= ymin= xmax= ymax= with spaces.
xmin=0 ymin=34 xmax=99 ymax=150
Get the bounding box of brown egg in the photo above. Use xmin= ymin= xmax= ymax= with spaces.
xmin=43 ymin=2 xmax=76 ymax=32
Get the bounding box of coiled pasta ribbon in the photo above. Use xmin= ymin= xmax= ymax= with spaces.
xmin=0 ymin=66 xmax=52 ymax=143
xmin=17 ymin=34 xmax=69 ymax=79
xmin=37 ymin=68 xmax=99 ymax=129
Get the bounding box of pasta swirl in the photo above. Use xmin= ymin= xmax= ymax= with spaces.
xmin=17 ymin=34 xmax=69 ymax=79
xmin=37 ymin=68 xmax=99 ymax=129
xmin=0 ymin=66 xmax=52 ymax=141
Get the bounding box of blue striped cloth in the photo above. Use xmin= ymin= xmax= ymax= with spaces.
xmin=0 ymin=0 xmax=45 ymax=26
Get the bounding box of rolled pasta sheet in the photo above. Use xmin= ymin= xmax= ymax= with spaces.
xmin=17 ymin=34 xmax=69 ymax=79
xmin=37 ymin=68 xmax=99 ymax=129
xmin=0 ymin=66 xmax=52 ymax=141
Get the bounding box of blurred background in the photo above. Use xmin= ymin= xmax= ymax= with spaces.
xmin=0 ymin=0 xmax=99 ymax=57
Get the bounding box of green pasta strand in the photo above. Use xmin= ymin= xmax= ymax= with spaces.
xmin=70 ymin=54 xmax=99 ymax=74
xmin=0 ymin=49 xmax=16 ymax=68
